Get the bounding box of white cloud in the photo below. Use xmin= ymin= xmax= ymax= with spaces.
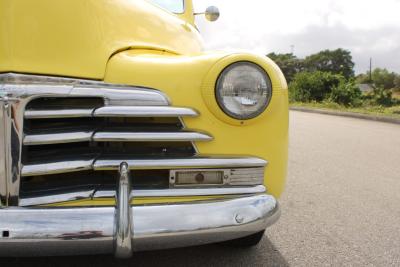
xmin=194 ymin=0 xmax=400 ymax=73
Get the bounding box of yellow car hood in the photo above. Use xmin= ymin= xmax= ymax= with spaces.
xmin=0 ymin=0 xmax=203 ymax=79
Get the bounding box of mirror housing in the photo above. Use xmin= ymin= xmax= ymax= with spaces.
xmin=195 ymin=6 xmax=220 ymax=22
xmin=205 ymin=6 xmax=220 ymax=21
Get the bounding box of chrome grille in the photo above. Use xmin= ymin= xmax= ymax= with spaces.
xmin=22 ymin=100 xmax=212 ymax=175
xmin=20 ymin=95 xmax=211 ymax=196
xmin=0 ymin=73 xmax=267 ymax=207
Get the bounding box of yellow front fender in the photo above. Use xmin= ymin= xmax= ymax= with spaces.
xmin=104 ymin=50 xmax=288 ymax=198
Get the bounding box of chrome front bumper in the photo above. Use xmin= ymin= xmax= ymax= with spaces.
xmin=0 ymin=194 xmax=279 ymax=257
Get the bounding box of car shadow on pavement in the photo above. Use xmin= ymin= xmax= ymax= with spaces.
xmin=0 ymin=237 xmax=289 ymax=267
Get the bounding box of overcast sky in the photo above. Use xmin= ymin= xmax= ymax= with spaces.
xmin=194 ymin=0 xmax=400 ymax=74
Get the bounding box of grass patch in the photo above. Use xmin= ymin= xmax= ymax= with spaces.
xmin=291 ymin=101 xmax=400 ymax=119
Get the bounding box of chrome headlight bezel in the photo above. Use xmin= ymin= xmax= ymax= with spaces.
xmin=215 ymin=61 xmax=273 ymax=120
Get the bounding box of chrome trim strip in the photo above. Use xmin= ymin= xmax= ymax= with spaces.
xmin=114 ymin=163 xmax=133 ymax=258
xmin=19 ymin=190 xmax=96 ymax=206
xmin=94 ymin=157 xmax=267 ymax=170
xmin=24 ymin=106 xmax=198 ymax=119
xmin=24 ymin=130 xmax=212 ymax=145
xmin=0 ymin=97 xmax=22 ymax=206
xmin=18 ymin=186 xmax=267 ymax=206
xmin=92 ymin=131 xmax=213 ymax=142
xmin=94 ymin=106 xmax=198 ymax=117
xmin=0 ymin=73 xmax=170 ymax=107
xmin=131 ymin=185 xmax=266 ymax=197
xmin=21 ymin=159 xmax=94 ymax=177
xmin=23 ymin=131 xmax=93 ymax=145
xmin=21 ymin=156 xmax=267 ymax=176
xmin=24 ymin=109 xmax=94 ymax=119
xmin=0 ymin=101 xmax=7 ymax=206
xmin=73 ymin=87 xmax=170 ymax=107
xmin=0 ymin=194 xmax=279 ymax=256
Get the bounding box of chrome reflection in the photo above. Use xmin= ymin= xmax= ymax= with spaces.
xmin=0 ymin=96 xmax=22 ymax=206
xmin=94 ymin=106 xmax=198 ymax=118
xmin=114 ymin=162 xmax=133 ymax=258
xmin=0 ymin=72 xmax=195 ymax=205
xmin=19 ymin=185 xmax=267 ymax=206
xmin=92 ymin=130 xmax=212 ymax=142
xmin=0 ymin=101 xmax=6 ymax=206
xmin=23 ymin=130 xmax=213 ymax=146
xmin=24 ymin=108 xmax=94 ymax=119
xmin=94 ymin=156 xmax=267 ymax=171
xmin=0 ymin=194 xmax=279 ymax=257
xmin=21 ymin=156 xmax=267 ymax=177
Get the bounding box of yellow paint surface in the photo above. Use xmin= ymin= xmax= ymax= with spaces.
xmin=0 ymin=0 xmax=288 ymax=206
xmin=105 ymin=50 xmax=289 ymax=199
xmin=0 ymin=0 xmax=203 ymax=79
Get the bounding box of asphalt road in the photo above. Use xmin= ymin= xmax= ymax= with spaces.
xmin=2 ymin=111 xmax=400 ymax=266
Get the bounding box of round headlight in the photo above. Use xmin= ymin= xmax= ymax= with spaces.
xmin=216 ymin=62 xmax=272 ymax=120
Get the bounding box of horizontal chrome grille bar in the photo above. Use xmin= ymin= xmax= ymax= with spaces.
xmin=94 ymin=106 xmax=198 ymax=118
xmin=23 ymin=131 xmax=93 ymax=145
xmin=1 ymin=73 xmax=170 ymax=107
xmin=21 ymin=156 xmax=267 ymax=176
xmin=92 ymin=131 xmax=212 ymax=142
xmin=24 ymin=106 xmax=198 ymax=119
xmin=24 ymin=109 xmax=94 ymax=119
xmin=22 ymin=159 xmax=94 ymax=177
xmin=94 ymin=157 xmax=267 ymax=171
xmin=19 ymin=186 xmax=267 ymax=206
xmin=23 ymin=130 xmax=212 ymax=145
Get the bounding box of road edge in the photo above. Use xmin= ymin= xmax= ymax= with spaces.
xmin=290 ymin=106 xmax=400 ymax=125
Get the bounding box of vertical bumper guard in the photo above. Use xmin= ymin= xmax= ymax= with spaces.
xmin=114 ymin=162 xmax=133 ymax=258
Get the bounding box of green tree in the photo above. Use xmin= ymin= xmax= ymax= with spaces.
xmin=394 ymin=75 xmax=400 ymax=89
xmin=368 ymin=88 xmax=394 ymax=106
xmin=371 ymin=68 xmax=396 ymax=89
xmin=303 ymin=49 xmax=355 ymax=79
xmin=267 ymin=53 xmax=303 ymax=83
xmin=289 ymin=71 xmax=343 ymax=102
xmin=355 ymin=73 xmax=370 ymax=84
xmin=356 ymin=68 xmax=398 ymax=89
xmin=330 ymin=80 xmax=362 ymax=106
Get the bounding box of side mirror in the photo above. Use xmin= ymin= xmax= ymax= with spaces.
xmin=195 ymin=6 xmax=220 ymax=22
xmin=205 ymin=6 xmax=220 ymax=21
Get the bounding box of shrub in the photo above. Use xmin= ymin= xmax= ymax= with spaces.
xmin=370 ymin=88 xmax=394 ymax=107
xmin=289 ymin=71 xmax=343 ymax=102
xmin=330 ymin=80 xmax=362 ymax=106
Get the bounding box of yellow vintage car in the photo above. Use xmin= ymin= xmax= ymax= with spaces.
xmin=0 ymin=0 xmax=288 ymax=257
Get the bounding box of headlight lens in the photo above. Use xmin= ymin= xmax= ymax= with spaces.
xmin=216 ymin=62 xmax=272 ymax=120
